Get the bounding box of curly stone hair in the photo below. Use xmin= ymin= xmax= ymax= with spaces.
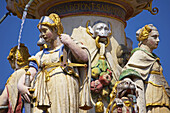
xmin=136 ymin=24 xmax=157 ymax=42
xmin=7 ymin=43 xmax=30 ymax=67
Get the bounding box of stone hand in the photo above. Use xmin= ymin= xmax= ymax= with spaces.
xmin=18 ymin=83 xmax=31 ymax=103
xmin=59 ymin=34 xmax=72 ymax=46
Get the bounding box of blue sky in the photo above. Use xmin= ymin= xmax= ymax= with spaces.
xmin=0 ymin=0 xmax=170 ymax=90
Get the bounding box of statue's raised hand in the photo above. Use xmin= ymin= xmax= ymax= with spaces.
xmin=17 ymin=74 xmax=32 ymax=103
xmin=59 ymin=34 xmax=72 ymax=46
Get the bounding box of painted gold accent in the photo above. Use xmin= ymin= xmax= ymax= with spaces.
xmin=111 ymin=103 xmax=117 ymax=113
xmin=149 ymin=71 xmax=163 ymax=75
xmin=25 ymin=71 xmax=31 ymax=75
xmin=138 ymin=25 xmax=151 ymax=41
xmin=160 ymin=66 xmax=163 ymax=75
xmin=99 ymin=55 xmax=105 ymax=60
xmin=146 ymin=103 xmax=170 ymax=109
xmin=145 ymin=81 xmax=170 ymax=98
xmin=59 ymin=55 xmax=64 ymax=63
xmin=28 ymin=88 xmax=35 ymax=92
xmin=95 ymin=36 xmax=110 ymax=48
xmin=124 ymin=100 xmax=132 ymax=107
xmin=44 ymin=68 xmax=57 ymax=81
xmin=106 ymin=81 xmax=121 ymax=113
xmin=144 ymin=0 xmax=159 ymax=15
xmin=41 ymin=61 xmax=86 ymax=81
xmin=156 ymin=57 xmax=160 ymax=61
xmin=43 ymin=44 xmax=48 ymax=49
xmin=35 ymin=101 xmax=38 ymax=107
xmin=44 ymin=62 xmax=87 ymax=69
xmin=7 ymin=43 xmax=30 ymax=68
xmin=86 ymin=20 xmax=92 ymax=37
xmin=95 ymin=98 xmax=104 ymax=113
xmin=28 ymin=88 xmax=35 ymax=94
xmin=28 ymin=58 xmax=39 ymax=68
xmin=68 ymin=63 xmax=87 ymax=67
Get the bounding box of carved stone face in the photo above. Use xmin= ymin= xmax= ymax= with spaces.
xmin=92 ymin=23 xmax=111 ymax=37
xmin=145 ymin=30 xmax=160 ymax=50
xmin=38 ymin=25 xmax=58 ymax=47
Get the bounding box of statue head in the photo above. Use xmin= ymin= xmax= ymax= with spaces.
xmin=7 ymin=43 xmax=30 ymax=70
xmin=136 ymin=24 xmax=159 ymax=50
xmin=116 ymin=44 xmax=130 ymax=67
xmin=37 ymin=13 xmax=63 ymax=35
xmin=87 ymin=20 xmax=112 ymax=38
xmin=37 ymin=13 xmax=63 ymax=47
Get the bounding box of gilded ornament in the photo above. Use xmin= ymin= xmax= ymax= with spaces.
xmin=144 ymin=0 xmax=159 ymax=15
xmin=95 ymin=98 xmax=104 ymax=113
xmin=101 ymin=86 xmax=110 ymax=97
xmin=99 ymin=55 xmax=105 ymax=60
xmin=137 ymin=25 xmax=151 ymax=41
xmin=25 ymin=71 xmax=31 ymax=76
xmin=124 ymin=100 xmax=132 ymax=107
xmin=43 ymin=44 xmax=48 ymax=49
xmin=95 ymin=36 xmax=110 ymax=48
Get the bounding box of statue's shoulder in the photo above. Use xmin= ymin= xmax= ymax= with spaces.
xmin=131 ymin=47 xmax=143 ymax=55
xmin=131 ymin=48 xmax=159 ymax=59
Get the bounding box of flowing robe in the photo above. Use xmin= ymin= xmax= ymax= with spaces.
xmin=5 ymin=66 xmax=28 ymax=113
xmin=71 ymin=26 xmax=121 ymax=113
xmin=29 ymin=43 xmax=91 ymax=113
xmin=120 ymin=48 xmax=170 ymax=113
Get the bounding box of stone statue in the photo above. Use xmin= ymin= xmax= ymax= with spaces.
xmin=116 ymin=44 xmax=130 ymax=68
xmin=0 ymin=43 xmax=30 ymax=113
xmin=116 ymin=37 xmax=133 ymax=68
xmin=107 ymin=78 xmax=138 ymax=113
xmin=119 ymin=24 xmax=170 ymax=113
xmin=71 ymin=20 xmax=121 ymax=112
xmin=17 ymin=13 xmax=92 ymax=113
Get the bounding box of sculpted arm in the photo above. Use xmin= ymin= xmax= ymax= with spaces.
xmin=17 ymin=67 xmax=37 ymax=102
xmin=60 ymin=34 xmax=88 ymax=63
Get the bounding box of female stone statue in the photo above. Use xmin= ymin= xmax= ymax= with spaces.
xmin=17 ymin=13 xmax=92 ymax=113
xmin=0 ymin=43 xmax=30 ymax=113
xmin=119 ymin=24 xmax=170 ymax=113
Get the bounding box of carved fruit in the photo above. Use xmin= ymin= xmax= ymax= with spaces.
xmin=95 ymin=98 xmax=104 ymax=113
xmin=99 ymin=72 xmax=111 ymax=86
xmin=107 ymin=68 xmax=112 ymax=76
xmin=90 ymin=80 xmax=103 ymax=93
xmin=91 ymin=67 xmax=101 ymax=79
